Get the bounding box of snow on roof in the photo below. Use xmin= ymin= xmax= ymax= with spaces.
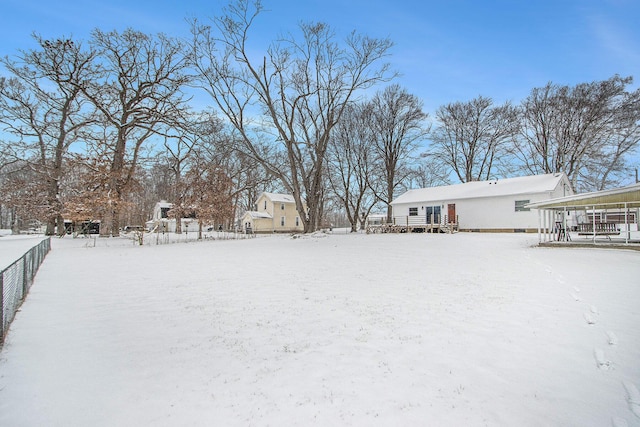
xmin=244 ymin=211 xmax=272 ymax=219
xmin=261 ymin=192 xmax=296 ymax=203
xmin=391 ymin=173 xmax=567 ymax=205
xmin=527 ymin=181 xmax=640 ymax=210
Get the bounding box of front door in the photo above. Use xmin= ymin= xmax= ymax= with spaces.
xmin=448 ymin=204 xmax=456 ymax=224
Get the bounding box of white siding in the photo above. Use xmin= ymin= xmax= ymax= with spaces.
xmin=390 ymin=174 xmax=570 ymax=231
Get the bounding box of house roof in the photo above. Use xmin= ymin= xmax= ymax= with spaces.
xmin=391 ymin=173 xmax=568 ymax=205
xmin=243 ymin=211 xmax=273 ymax=219
xmin=155 ymin=201 xmax=173 ymax=208
xmin=260 ymin=192 xmax=296 ymax=203
xmin=526 ymin=182 xmax=640 ymax=210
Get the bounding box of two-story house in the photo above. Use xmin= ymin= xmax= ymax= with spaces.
xmin=241 ymin=192 xmax=306 ymax=233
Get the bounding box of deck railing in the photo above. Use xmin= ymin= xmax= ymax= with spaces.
xmin=367 ymin=215 xmax=459 ymax=233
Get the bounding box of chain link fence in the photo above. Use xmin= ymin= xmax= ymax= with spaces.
xmin=1 ymin=237 xmax=51 ymax=345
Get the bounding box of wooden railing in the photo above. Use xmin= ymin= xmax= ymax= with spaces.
xmin=366 ymin=214 xmax=458 ymax=234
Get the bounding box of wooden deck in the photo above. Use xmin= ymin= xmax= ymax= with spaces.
xmin=366 ymin=215 xmax=458 ymax=234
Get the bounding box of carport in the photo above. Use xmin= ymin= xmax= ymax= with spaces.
xmin=526 ymin=182 xmax=640 ymax=245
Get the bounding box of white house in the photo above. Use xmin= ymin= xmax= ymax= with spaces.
xmin=390 ymin=173 xmax=574 ymax=232
xmin=146 ymin=201 xmax=198 ymax=233
xmin=241 ymin=192 xmax=306 ymax=233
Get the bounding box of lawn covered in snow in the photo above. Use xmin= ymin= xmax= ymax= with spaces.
xmin=1 ymin=232 xmax=639 ymax=426
xmin=0 ymin=233 xmax=48 ymax=270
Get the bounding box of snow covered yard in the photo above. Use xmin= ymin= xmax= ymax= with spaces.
xmin=0 ymin=233 xmax=48 ymax=269
xmin=0 ymin=232 xmax=639 ymax=426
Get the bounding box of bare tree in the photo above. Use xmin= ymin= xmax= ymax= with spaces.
xmin=0 ymin=36 xmax=97 ymax=235
xmin=516 ymin=75 xmax=640 ymax=191
xmin=60 ymin=154 xmax=114 ymax=235
xmin=206 ymin=134 xmax=272 ymax=226
xmin=189 ymin=0 xmax=394 ymax=232
xmin=368 ymin=84 xmax=429 ymax=222
xmin=159 ymin=118 xmax=202 ymax=234
xmin=327 ymin=103 xmax=379 ymax=231
xmin=178 ymin=151 xmax=235 ymax=239
xmin=0 ymin=160 xmax=44 ymax=233
xmin=79 ymin=29 xmax=191 ymax=236
xmin=582 ymin=118 xmax=640 ymax=190
xmin=411 ymin=155 xmax=452 ymax=189
xmin=429 ymin=96 xmax=519 ymax=183
xmin=227 ymin=151 xmax=273 ymax=215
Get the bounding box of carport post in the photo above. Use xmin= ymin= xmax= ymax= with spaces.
xmin=625 ymin=202 xmax=629 ymax=244
xmin=592 ymin=205 xmax=597 ymax=243
xmin=537 ymin=209 xmax=542 ymax=244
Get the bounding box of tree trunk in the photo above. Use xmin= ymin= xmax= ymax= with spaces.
xmin=100 ymin=209 xmax=112 ymax=237
xmin=111 ymin=203 xmax=121 ymax=237
xmin=175 ymin=209 xmax=182 ymax=234
xmin=56 ymin=215 xmax=66 ymax=237
xmin=11 ymin=208 xmax=20 ymax=235
xmin=386 ymin=178 xmax=394 ymax=224
xmin=45 ymin=219 xmax=56 ymax=236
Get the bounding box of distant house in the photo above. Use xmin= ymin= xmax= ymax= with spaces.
xmin=241 ymin=192 xmax=306 ymax=233
xmin=63 ymin=220 xmax=100 ymax=235
xmin=390 ymin=173 xmax=573 ymax=232
xmin=146 ymin=200 xmax=198 ymax=233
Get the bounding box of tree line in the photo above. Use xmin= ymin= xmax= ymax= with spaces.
xmin=1 ymin=0 xmax=638 ymax=235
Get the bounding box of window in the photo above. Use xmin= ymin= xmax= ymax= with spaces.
xmin=264 ymin=200 xmax=267 ymax=210
xmin=602 ymin=211 xmax=636 ymax=223
xmin=295 ymin=217 xmax=299 ymax=227
xmin=281 ymin=203 xmax=285 ymax=210
xmin=409 ymin=207 xmax=418 ymax=216
xmin=160 ymin=207 xmax=170 ymax=219
xmin=586 ymin=212 xmax=602 ymax=223
xmin=515 ymin=200 xmax=530 ymax=212
xmin=281 ymin=217 xmax=285 ymax=226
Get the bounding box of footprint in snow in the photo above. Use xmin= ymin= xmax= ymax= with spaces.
xmin=607 ymin=331 xmax=619 ymax=346
xmin=584 ymin=312 xmax=597 ymax=325
xmin=590 ymin=305 xmax=599 ymax=314
xmin=573 ymin=286 xmax=581 ymax=293
xmin=623 ymin=381 xmax=640 ymax=418
xmin=570 ymin=293 xmax=581 ymax=302
xmin=594 ymin=348 xmax=611 ymax=370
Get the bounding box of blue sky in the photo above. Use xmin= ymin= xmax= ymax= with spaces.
xmin=1 ymin=0 xmax=638 ymax=114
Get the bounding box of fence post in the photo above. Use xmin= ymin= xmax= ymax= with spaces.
xmin=1 ymin=270 xmax=4 ymax=343
xmin=23 ymin=251 xmax=28 ymax=298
